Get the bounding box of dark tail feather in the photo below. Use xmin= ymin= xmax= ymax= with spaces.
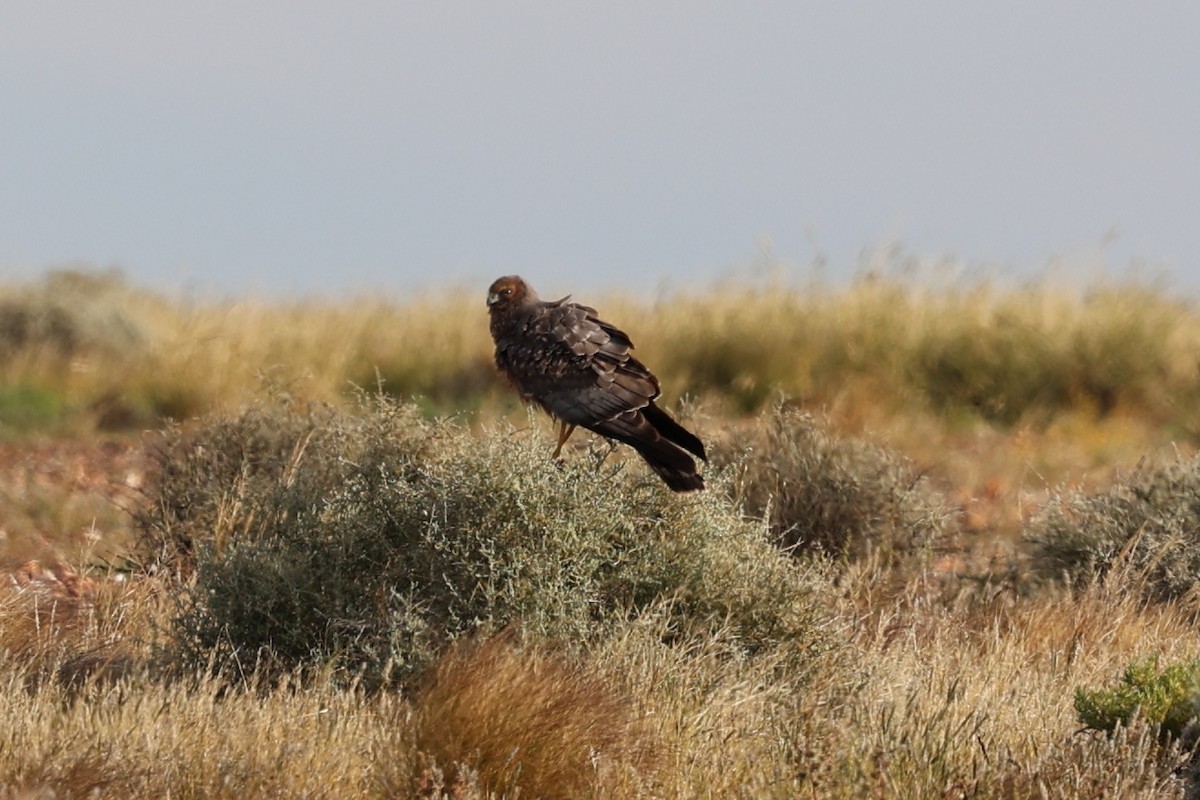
xmin=591 ymin=409 xmax=704 ymax=492
xmin=638 ymin=452 xmax=705 ymax=491
xmin=643 ymin=402 xmax=707 ymax=461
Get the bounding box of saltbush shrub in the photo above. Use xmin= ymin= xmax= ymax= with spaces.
xmin=725 ymin=405 xmax=951 ymax=559
xmin=135 ymin=400 xmax=373 ymax=575
xmin=139 ymin=397 xmax=835 ymax=685
xmin=1028 ymin=453 xmax=1200 ymax=602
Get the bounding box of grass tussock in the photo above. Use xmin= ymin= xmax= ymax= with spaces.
xmin=407 ymin=632 xmax=661 ymax=799
xmin=0 ymin=270 xmax=154 ymax=436
xmin=0 ymin=565 xmax=158 ymax=694
xmin=636 ymin=275 xmax=1198 ymax=425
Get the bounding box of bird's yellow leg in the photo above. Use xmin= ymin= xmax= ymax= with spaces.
xmin=552 ymin=422 xmax=577 ymax=460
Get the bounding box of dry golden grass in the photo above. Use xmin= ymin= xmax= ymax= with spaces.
xmin=785 ymin=570 xmax=1200 ymax=798
xmin=3 ymin=269 xmax=1200 ymax=797
xmin=2 ymin=567 xmax=1199 ymax=797
xmin=0 ymin=664 xmax=407 ymax=798
xmin=6 ymin=269 xmax=1200 ymax=429
xmin=407 ymin=632 xmax=662 ymax=799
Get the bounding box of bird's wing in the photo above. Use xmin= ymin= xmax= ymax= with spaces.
xmin=498 ymin=300 xmax=660 ymax=426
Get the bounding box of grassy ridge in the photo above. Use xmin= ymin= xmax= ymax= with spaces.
xmin=3 ymin=269 xmax=1199 ymax=433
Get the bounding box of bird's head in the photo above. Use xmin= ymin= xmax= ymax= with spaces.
xmin=487 ymin=275 xmax=537 ymax=310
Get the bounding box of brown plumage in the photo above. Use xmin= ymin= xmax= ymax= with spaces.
xmin=487 ymin=275 xmax=705 ymax=492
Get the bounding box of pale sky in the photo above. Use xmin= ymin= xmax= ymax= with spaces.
xmin=2 ymin=2 xmax=1198 ymax=297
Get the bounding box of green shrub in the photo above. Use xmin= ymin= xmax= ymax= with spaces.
xmin=140 ymin=396 xmax=834 ymax=686
xmin=1076 ymin=655 xmax=1200 ymax=745
xmin=725 ymin=405 xmax=950 ymax=560
xmin=1027 ymin=453 xmax=1200 ymax=602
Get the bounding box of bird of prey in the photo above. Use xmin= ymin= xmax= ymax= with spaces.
xmin=487 ymin=275 xmax=706 ymax=491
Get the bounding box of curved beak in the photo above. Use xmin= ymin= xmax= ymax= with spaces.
xmin=486 ymin=291 xmax=500 ymax=306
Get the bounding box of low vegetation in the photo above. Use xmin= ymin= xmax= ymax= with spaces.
xmin=1029 ymin=451 xmax=1200 ymax=604
xmin=4 ymin=267 xmax=1200 ymax=436
xmin=723 ymin=404 xmax=951 ymax=560
xmin=3 ymin=267 xmax=1200 ymax=797
xmin=142 ymin=397 xmax=834 ymax=686
xmin=1076 ymin=655 xmax=1200 ymax=745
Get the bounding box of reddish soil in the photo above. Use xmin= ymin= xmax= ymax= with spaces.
xmin=0 ymin=437 xmax=148 ymax=576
